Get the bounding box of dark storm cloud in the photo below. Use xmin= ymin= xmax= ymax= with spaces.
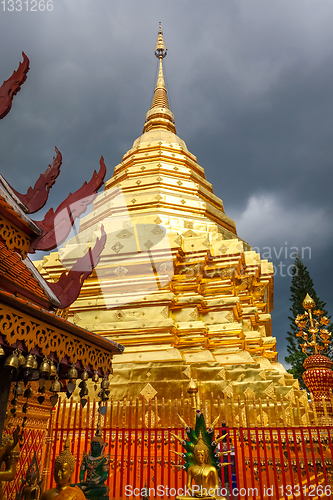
xmin=1 ymin=0 xmax=332 ymax=364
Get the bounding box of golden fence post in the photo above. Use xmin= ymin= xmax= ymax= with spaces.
xmin=155 ymin=397 xmax=159 ymax=428
xmin=142 ymin=397 xmax=146 ymax=428
xmin=116 ymin=401 xmax=120 ymax=428
xmin=110 ymin=395 xmax=114 ymax=429
xmin=205 ymin=400 xmax=209 ymax=426
xmin=180 ymin=391 xmax=184 ymax=418
xmin=162 ymin=397 xmax=166 ymax=429
xmin=224 ymin=392 xmax=229 ymax=426
xmin=210 ymin=392 xmax=214 ymax=425
xmin=322 ymin=397 xmax=329 ymax=425
xmin=266 ymin=397 xmax=271 ymax=427
xmin=252 ymin=396 xmax=257 ymax=427
xmin=42 ymin=407 xmax=56 ymax=492
xmin=310 ymin=392 xmax=318 ymax=426
xmin=296 ymin=396 xmax=302 ymax=427
xmin=186 ymin=399 xmax=190 ymax=427
xmin=231 ymin=396 xmax=237 ymax=427
xmin=129 ymin=397 xmax=133 ymax=430
xmin=122 ymin=398 xmax=127 ymax=428
xmin=288 ymin=400 xmax=294 ymax=427
xmin=259 ymin=398 xmax=264 ymax=427
xmin=237 ymin=396 xmax=243 ymax=427
xmin=187 ymin=379 xmax=198 ymax=427
xmin=168 ymin=400 xmax=172 ymax=428
xmin=135 ymin=397 xmax=139 ymax=429
xmin=280 ymin=395 xmax=287 ymax=427
xmin=244 ymin=395 xmax=250 ymax=427
xmin=303 ymin=398 xmax=310 ymax=426
xmin=175 ymin=398 xmax=178 ymax=425
xmin=67 ymin=398 xmax=74 ymax=437
xmin=148 ymin=398 xmax=152 ymax=429
xmin=274 ymin=400 xmax=280 ymax=428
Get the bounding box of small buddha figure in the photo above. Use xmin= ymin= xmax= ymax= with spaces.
xmin=16 ymin=453 xmax=43 ymax=500
xmin=40 ymin=439 xmax=86 ymax=500
xmin=0 ymin=426 xmax=20 ymax=500
xmin=75 ymin=425 xmax=110 ymax=499
xmin=186 ymin=436 xmax=219 ymax=499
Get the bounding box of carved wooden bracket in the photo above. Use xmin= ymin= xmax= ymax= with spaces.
xmin=29 ymin=156 xmax=107 ymax=253
xmin=0 ymin=52 xmax=29 ymax=120
xmin=10 ymin=147 xmax=62 ymax=214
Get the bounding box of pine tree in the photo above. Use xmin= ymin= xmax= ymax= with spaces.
xmin=285 ymin=255 xmax=332 ymax=389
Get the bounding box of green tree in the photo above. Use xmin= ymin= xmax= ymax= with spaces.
xmin=285 ymin=255 xmax=332 ymax=389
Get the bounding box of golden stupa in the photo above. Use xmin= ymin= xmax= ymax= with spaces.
xmin=37 ymin=24 xmax=301 ymax=406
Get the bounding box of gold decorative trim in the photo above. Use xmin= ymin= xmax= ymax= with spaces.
xmin=0 ymin=214 xmax=30 ymax=258
xmin=223 ymin=382 xmax=234 ymax=398
xmin=264 ymin=382 xmax=276 ymax=400
xmin=285 ymin=387 xmax=296 ymax=404
xmin=140 ymin=383 xmax=157 ymax=401
xmin=0 ymin=303 xmax=113 ymax=372
xmin=244 ymin=388 xmax=255 ymax=398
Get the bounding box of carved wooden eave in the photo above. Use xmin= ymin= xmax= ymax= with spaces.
xmin=0 ymin=52 xmax=29 ymax=120
xmin=29 ymin=156 xmax=107 ymax=253
xmin=0 ymin=242 xmax=60 ymax=309
xmin=4 ymin=147 xmax=62 ymax=214
xmin=0 ymin=289 xmax=124 ymax=376
xmin=0 ymin=182 xmax=42 ymax=247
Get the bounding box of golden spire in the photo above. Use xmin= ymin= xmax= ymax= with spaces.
xmin=143 ymin=23 xmax=176 ymax=134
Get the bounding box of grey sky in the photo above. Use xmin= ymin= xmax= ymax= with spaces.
xmin=1 ymin=0 xmax=332 ymax=363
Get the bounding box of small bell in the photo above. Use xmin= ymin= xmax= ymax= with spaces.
xmin=4 ymin=351 xmax=19 ymax=371
xmin=23 ymin=353 xmax=35 ymax=370
xmin=17 ymin=351 xmax=25 ymax=367
xmin=32 ymin=358 xmax=38 ymax=369
xmin=92 ymin=371 xmax=99 ymax=383
xmin=0 ymin=345 xmax=5 ymax=357
xmin=50 ymin=377 xmax=62 ymax=393
xmin=16 ymin=382 xmax=24 ymax=396
xmin=101 ymin=378 xmax=110 ymax=390
xmin=39 ymin=357 xmax=51 ymax=378
xmin=80 ymin=369 xmax=89 ymax=381
xmin=68 ymin=364 xmax=78 ymax=380
xmin=49 ymin=362 xmax=57 ymax=378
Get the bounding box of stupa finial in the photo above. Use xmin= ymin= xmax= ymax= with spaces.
xmin=155 ymin=22 xmax=167 ymax=59
xmin=150 ymin=23 xmax=169 ymax=109
xmin=143 ymin=23 xmax=176 ymax=133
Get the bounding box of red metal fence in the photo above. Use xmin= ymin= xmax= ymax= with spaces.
xmin=47 ymin=424 xmax=333 ymax=500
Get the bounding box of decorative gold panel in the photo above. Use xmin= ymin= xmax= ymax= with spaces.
xmin=264 ymin=383 xmax=276 ymax=400
xmin=140 ymin=383 xmax=157 ymax=401
xmin=0 ymin=304 xmax=113 ymax=373
xmin=0 ymin=214 xmax=30 ymax=258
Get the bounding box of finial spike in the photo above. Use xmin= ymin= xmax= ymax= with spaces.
xmin=155 ymin=22 xmax=167 ymax=59
xmin=142 ymin=24 xmax=176 ymax=134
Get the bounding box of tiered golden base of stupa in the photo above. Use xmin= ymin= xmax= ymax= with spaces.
xmin=36 ymin=24 xmax=305 ymax=412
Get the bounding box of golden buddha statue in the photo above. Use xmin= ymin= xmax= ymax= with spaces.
xmin=40 ymin=439 xmax=86 ymax=500
xmin=175 ymin=410 xmax=228 ymax=500
xmin=0 ymin=425 xmax=20 ymax=500
xmin=187 ymin=437 xmax=219 ymax=498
